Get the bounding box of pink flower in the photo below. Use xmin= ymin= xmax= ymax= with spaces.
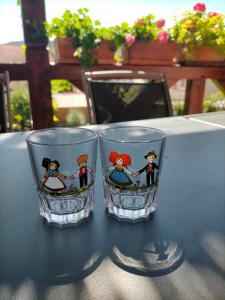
xmin=156 ymin=19 xmax=165 ymax=28
xmin=208 ymin=12 xmax=219 ymax=17
xmin=158 ymin=31 xmax=169 ymax=43
xmin=135 ymin=18 xmax=143 ymax=26
xmin=125 ymin=34 xmax=135 ymax=46
xmin=193 ymin=2 xmax=206 ymax=12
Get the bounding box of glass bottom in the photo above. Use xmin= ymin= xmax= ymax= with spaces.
xmin=104 ymin=182 xmax=157 ymax=221
xmin=37 ymin=186 xmax=94 ymax=227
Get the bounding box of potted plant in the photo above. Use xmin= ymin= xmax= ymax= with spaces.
xmin=169 ymin=2 xmax=225 ymax=65
xmin=96 ymin=38 xmax=115 ymax=64
xmin=96 ymin=22 xmax=132 ymax=64
xmin=126 ymin=14 xmax=178 ymax=65
xmin=95 ymin=27 xmax=115 ymax=64
xmin=45 ymin=8 xmax=101 ymax=67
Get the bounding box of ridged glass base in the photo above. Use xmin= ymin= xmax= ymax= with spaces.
xmin=104 ymin=182 xmax=157 ymax=221
xmin=38 ymin=186 xmax=94 ymax=227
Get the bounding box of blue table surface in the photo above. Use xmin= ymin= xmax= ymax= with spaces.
xmin=0 ymin=112 xmax=225 ymax=300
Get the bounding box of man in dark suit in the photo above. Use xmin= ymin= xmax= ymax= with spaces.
xmin=137 ymin=151 xmax=159 ymax=186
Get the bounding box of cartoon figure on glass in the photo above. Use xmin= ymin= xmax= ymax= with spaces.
xmin=73 ymin=154 xmax=93 ymax=188
xmin=42 ymin=157 xmax=72 ymax=192
xmin=107 ymin=152 xmax=136 ymax=187
xmin=137 ymin=151 xmax=159 ymax=186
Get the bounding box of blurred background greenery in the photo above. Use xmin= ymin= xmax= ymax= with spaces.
xmin=10 ymin=79 xmax=225 ymax=131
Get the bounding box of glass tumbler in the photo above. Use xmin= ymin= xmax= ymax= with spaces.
xmin=99 ymin=126 xmax=166 ymax=221
xmin=26 ymin=127 xmax=98 ymax=227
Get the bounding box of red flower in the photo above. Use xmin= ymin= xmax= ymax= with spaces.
xmin=158 ymin=31 xmax=169 ymax=43
xmin=208 ymin=12 xmax=219 ymax=17
xmin=156 ymin=19 xmax=165 ymax=28
xmin=193 ymin=2 xmax=206 ymax=12
xmin=125 ymin=34 xmax=136 ymax=46
xmin=135 ymin=18 xmax=143 ymax=26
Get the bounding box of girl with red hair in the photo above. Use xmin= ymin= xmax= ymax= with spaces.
xmin=108 ymin=152 xmax=135 ymax=186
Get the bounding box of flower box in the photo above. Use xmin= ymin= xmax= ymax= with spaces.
xmin=96 ymin=40 xmax=115 ymax=64
xmin=128 ymin=41 xmax=178 ymax=65
xmin=175 ymin=46 xmax=225 ymax=66
xmin=169 ymin=2 xmax=225 ymax=66
xmin=54 ymin=38 xmax=116 ymax=65
xmin=96 ymin=41 xmax=130 ymax=65
xmin=54 ymin=37 xmax=80 ymax=64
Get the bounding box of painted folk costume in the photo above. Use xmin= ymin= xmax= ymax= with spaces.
xmin=42 ymin=158 xmax=68 ymax=191
xmin=137 ymin=151 xmax=159 ymax=185
xmin=108 ymin=152 xmax=134 ymax=186
xmin=74 ymin=154 xmax=92 ymax=188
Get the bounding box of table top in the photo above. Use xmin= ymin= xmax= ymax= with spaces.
xmin=0 ymin=112 xmax=225 ymax=300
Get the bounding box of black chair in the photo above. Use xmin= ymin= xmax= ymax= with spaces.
xmin=81 ymin=70 xmax=173 ymax=124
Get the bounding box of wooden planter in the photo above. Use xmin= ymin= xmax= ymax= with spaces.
xmin=175 ymin=46 xmax=225 ymax=66
xmin=128 ymin=41 xmax=178 ymax=65
xmin=54 ymin=37 xmax=80 ymax=64
xmin=96 ymin=41 xmax=129 ymax=65
xmin=96 ymin=40 xmax=115 ymax=64
xmin=54 ymin=37 xmax=108 ymax=65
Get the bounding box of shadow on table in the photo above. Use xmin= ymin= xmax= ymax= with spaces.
xmin=29 ymin=213 xmax=103 ymax=285
xmin=103 ymin=210 xmax=184 ymax=276
xmin=0 ymin=212 xmax=103 ymax=289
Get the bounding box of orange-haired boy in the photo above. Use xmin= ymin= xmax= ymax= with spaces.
xmin=74 ymin=154 xmax=92 ymax=188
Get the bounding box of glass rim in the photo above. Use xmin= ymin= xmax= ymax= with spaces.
xmin=99 ymin=126 xmax=167 ymax=143
xmin=26 ymin=127 xmax=98 ymax=146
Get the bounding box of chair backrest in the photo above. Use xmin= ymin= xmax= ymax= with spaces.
xmin=82 ymin=70 xmax=173 ymax=124
xmin=0 ymin=71 xmax=12 ymax=132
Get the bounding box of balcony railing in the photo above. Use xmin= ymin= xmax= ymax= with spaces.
xmin=0 ymin=0 xmax=225 ymax=130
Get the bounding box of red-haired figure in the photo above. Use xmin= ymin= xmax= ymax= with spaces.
xmin=107 ymin=152 xmax=135 ymax=186
xmin=42 ymin=158 xmax=71 ymax=191
xmin=73 ymin=154 xmax=92 ymax=188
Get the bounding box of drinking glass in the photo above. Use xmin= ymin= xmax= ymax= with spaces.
xmin=99 ymin=126 xmax=166 ymax=221
xmin=26 ymin=127 xmax=97 ymax=227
